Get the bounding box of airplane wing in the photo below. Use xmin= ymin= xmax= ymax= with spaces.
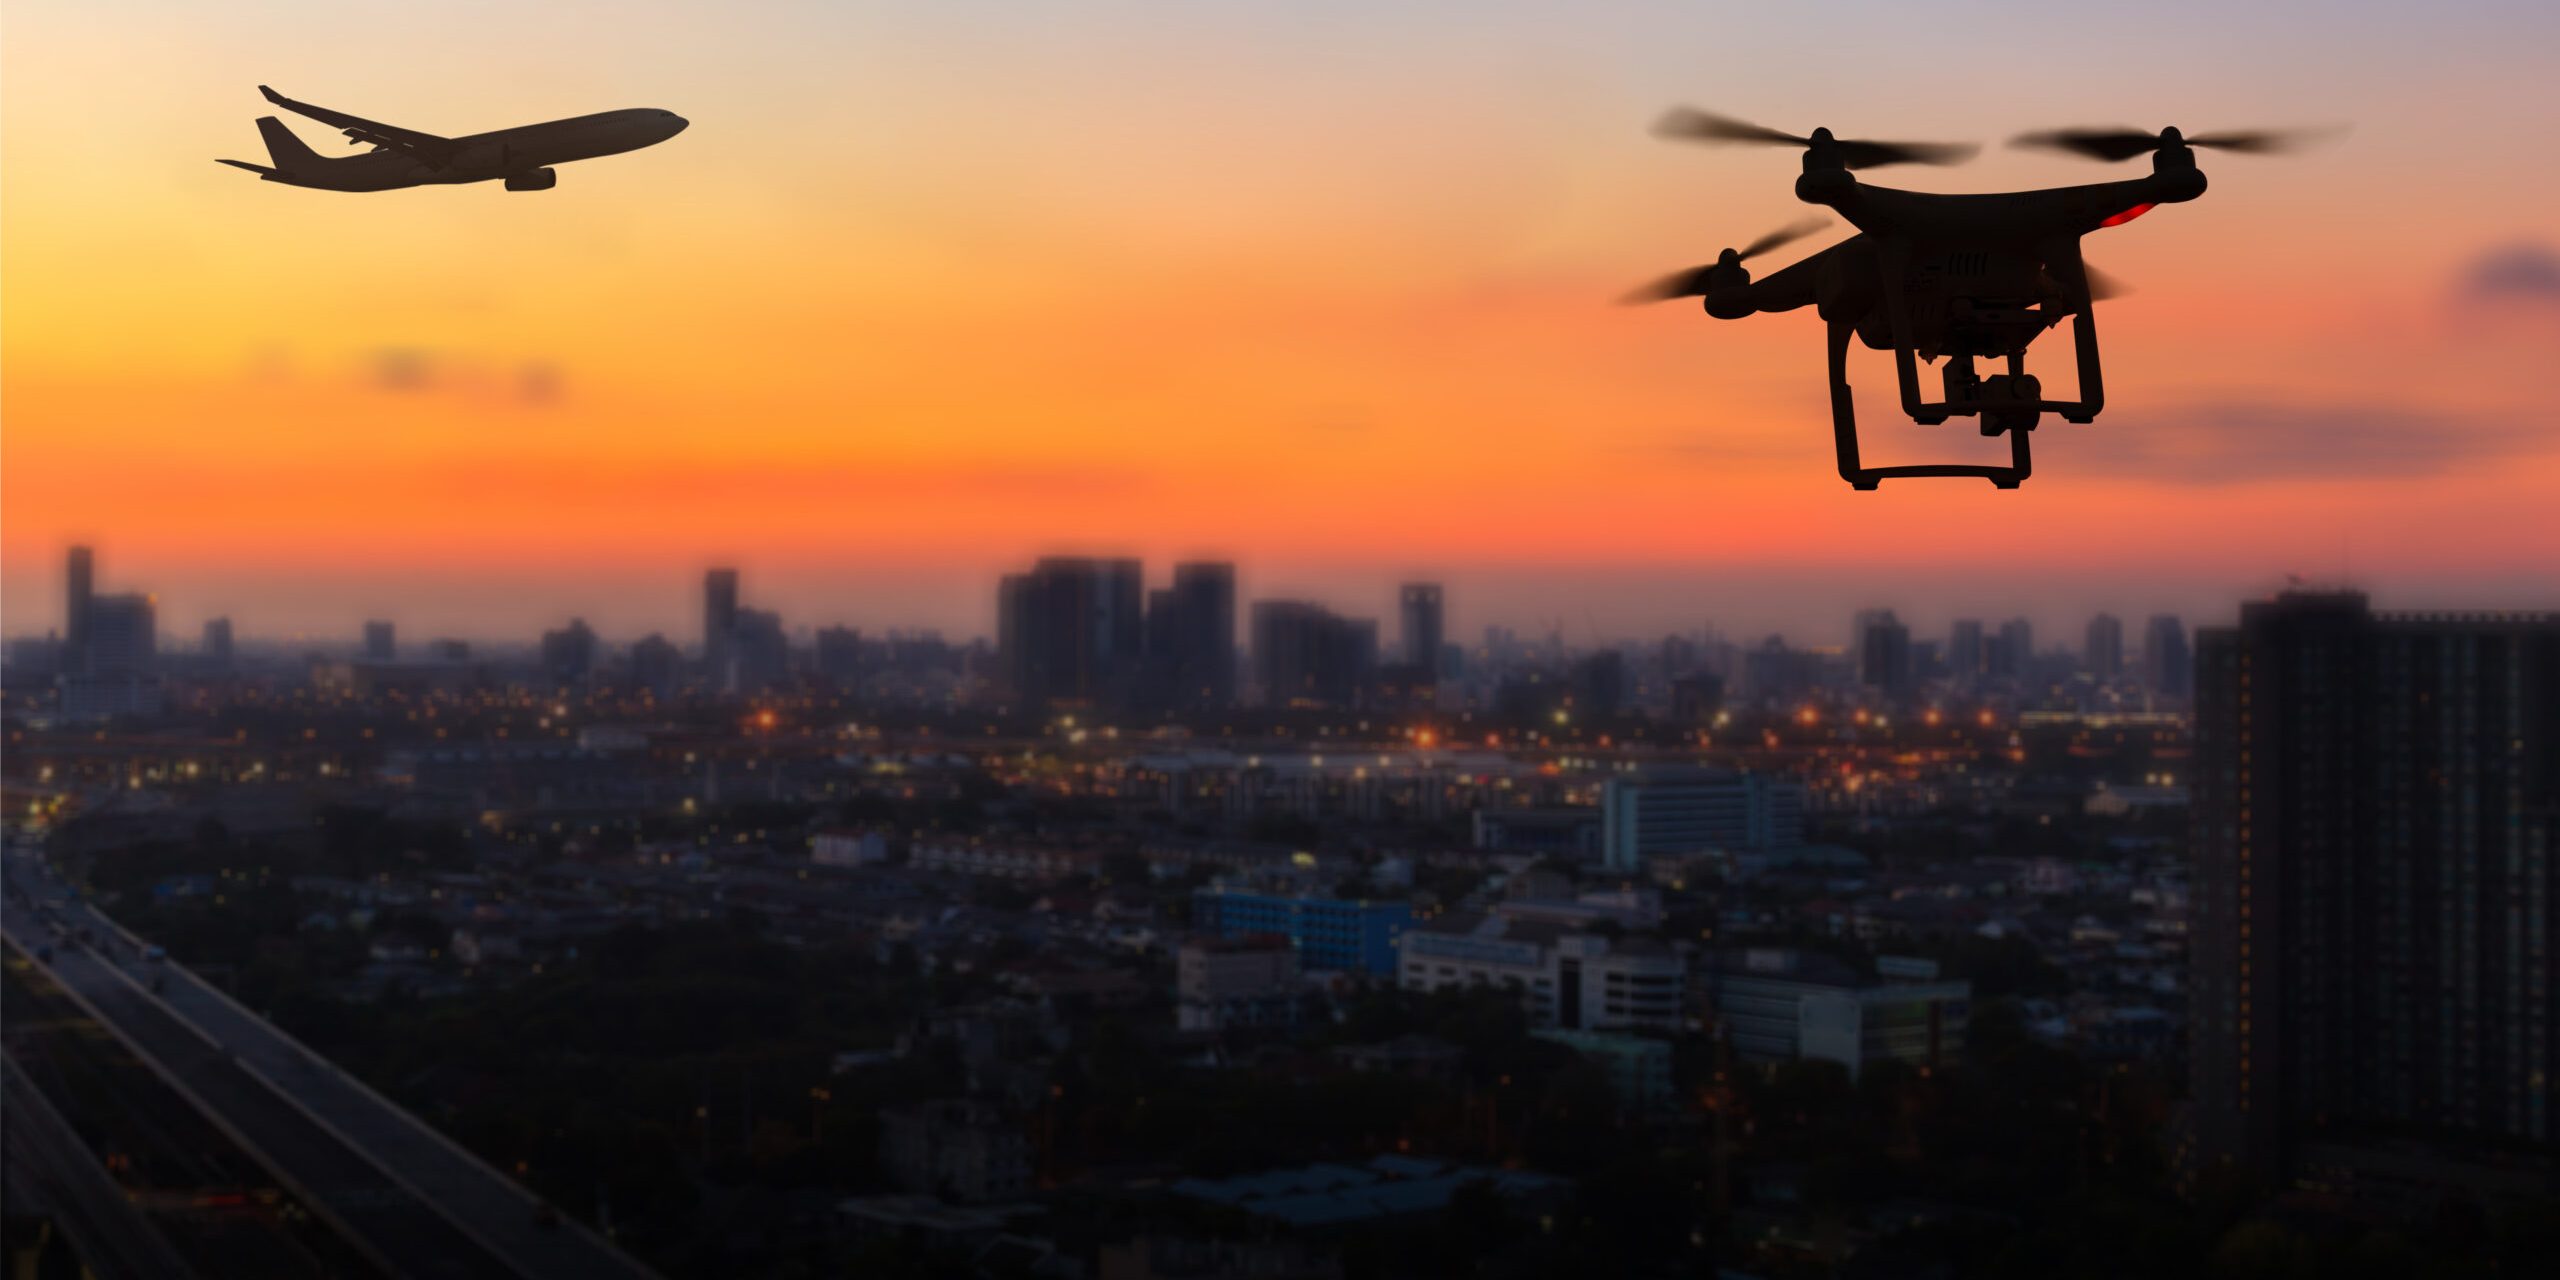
xmin=258 ymin=85 xmax=458 ymax=167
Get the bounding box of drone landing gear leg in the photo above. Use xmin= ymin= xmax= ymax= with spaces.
xmin=1830 ymin=318 xmax=2036 ymax=491
xmin=2061 ymin=308 xmax=2104 ymax=424
xmin=1826 ymin=319 xmax=1880 ymax=489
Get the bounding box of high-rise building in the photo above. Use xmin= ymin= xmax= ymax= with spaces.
xmin=1145 ymin=561 xmax=1237 ymax=710
xmin=363 ymin=619 xmax=397 ymax=662
xmin=540 ymin=618 xmax=598 ymax=687
xmin=1399 ymin=583 xmax=1444 ymax=672
xmin=1857 ymin=609 xmax=1913 ymax=697
xmin=727 ymin=608 xmax=789 ymax=694
xmin=816 ymin=625 xmax=862 ymax=686
xmin=2086 ymin=612 xmax=2125 ymax=679
xmin=2144 ymin=613 xmax=2191 ymax=699
xmin=1992 ymin=618 xmax=2034 ymax=679
xmin=65 ymin=545 xmax=94 ymax=677
xmin=2190 ymin=592 xmax=2558 ymax=1194
xmin=629 ymin=633 xmax=681 ymax=701
xmin=1949 ymin=619 xmax=1984 ymax=680
xmin=1572 ymin=649 xmax=1625 ymax=718
xmin=703 ymin=568 xmax=740 ymax=676
xmin=86 ymin=595 xmax=157 ymax=679
xmin=997 ymin=557 xmax=1145 ymax=710
xmin=201 ymin=617 xmax=234 ymax=672
xmin=1251 ymin=600 xmax=1377 ymax=709
xmin=1601 ymin=767 xmax=1805 ymax=874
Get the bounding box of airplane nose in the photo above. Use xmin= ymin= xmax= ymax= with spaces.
xmin=668 ymin=115 xmax=689 ymax=136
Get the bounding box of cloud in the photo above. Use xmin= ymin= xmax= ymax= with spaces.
xmin=365 ymin=347 xmax=564 ymax=405
xmin=2073 ymin=401 xmax=2556 ymax=485
xmin=2458 ymin=244 xmax=2560 ymax=304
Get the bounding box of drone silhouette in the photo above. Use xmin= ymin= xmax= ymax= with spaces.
xmin=1629 ymin=110 xmax=2337 ymax=489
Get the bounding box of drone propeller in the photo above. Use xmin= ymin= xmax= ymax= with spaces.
xmin=2009 ymin=124 xmax=2345 ymax=162
xmin=1654 ymin=108 xmax=1979 ymax=169
xmin=1620 ymin=217 xmax=1830 ymax=304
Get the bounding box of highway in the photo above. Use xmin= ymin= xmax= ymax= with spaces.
xmin=2 ymin=862 xmax=659 ymax=1280
xmin=1 ymin=1048 xmax=204 ymax=1280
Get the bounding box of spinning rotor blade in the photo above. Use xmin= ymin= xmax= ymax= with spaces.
xmin=2185 ymin=126 xmax=2345 ymax=154
xmin=1737 ymin=217 xmax=1830 ymax=262
xmin=1652 ymin=107 xmax=1805 ymax=147
xmin=2012 ymin=124 xmax=2344 ymax=161
xmin=1654 ymin=107 xmax=1977 ymax=168
xmin=1832 ymin=138 xmax=1979 ymax=169
xmin=1619 ymin=266 xmax=1719 ymax=305
xmin=2009 ymin=127 xmax=2163 ymax=161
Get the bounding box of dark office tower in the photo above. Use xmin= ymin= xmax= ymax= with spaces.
xmin=64 ymin=545 xmax=94 ymax=677
xmin=1857 ymin=609 xmax=1913 ymax=697
xmin=2144 ymin=614 xmax=2191 ymax=699
xmin=201 ymin=617 xmax=234 ymax=673
xmin=1252 ymin=601 xmax=1377 ymax=709
xmin=1949 ymin=619 xmax=1984 ymax=680
xmin=1995 ymin=618 xmax=2034 ymax=678
xmin=726 ymin=608 xmax=789 ymax=695
xmin=1145 ymin=562 xmax=1237 ymax=710
xmin=997 ymin=557 xmax=1144 ymax=710
xmin=2191 ymin=592 xmax=2559 ymax=1194
xmin=540 ymin=618 xmax=598 ymax=688
xmin=1742 ymin=636 xmax=1823 ymax=705
xmin=1670 ymin=672 xmax=1724 ymax=725
xmin=1572 ymin=649 xmax=1626 ymax=718
xmin=704 ymin=568 xmax=740 ymax=676
xmin=2086 ymin=612 xmax=2125 ymax=679
xmin=86 ymin=595 xmax=157 ymax=678
xmin=1399 ymin=583 xmax=1445 ymax=672
xmin=363 ymin=620 xmax=396 ymax=662
xmin=629 ymin=633 xmax=681 ymax=701
xmin=815 ymin=626 xmax=862 ymax=686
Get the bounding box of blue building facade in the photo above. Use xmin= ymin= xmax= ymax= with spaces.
xmin=1192 ymin=889 xmax=1411 ymax=975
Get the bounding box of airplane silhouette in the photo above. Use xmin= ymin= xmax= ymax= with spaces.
xmin=218 ymin=86 xmax=686 ymax=192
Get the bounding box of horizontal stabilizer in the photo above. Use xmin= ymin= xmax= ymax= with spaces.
xmin=216 ymin=158 xmax=279 ymax=177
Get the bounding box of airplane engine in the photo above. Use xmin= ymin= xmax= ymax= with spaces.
xmin=504 ymin=168 xmax=558 ymax=192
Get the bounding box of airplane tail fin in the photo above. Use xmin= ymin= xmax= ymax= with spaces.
xmin=255 ymin=116 xmax=322 ymax=173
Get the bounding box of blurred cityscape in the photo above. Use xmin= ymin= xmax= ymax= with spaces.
xmin=2 ymin=545 xmax=2553 ymax=1278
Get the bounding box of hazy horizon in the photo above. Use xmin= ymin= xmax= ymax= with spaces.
xmin=7 ymin=545 xmax=2549 ymax=651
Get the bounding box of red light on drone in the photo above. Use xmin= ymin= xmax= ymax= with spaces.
xmin=2098 ymin=202 xmax=2157 ymax=229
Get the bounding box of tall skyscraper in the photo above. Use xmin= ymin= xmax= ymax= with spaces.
xmin=727 ymin=608 xmax=789 ymax=694
xmin=629 ymin=633 xmax=681 ymax=701
xmin=363 ymin=619 xmax=396 ymax=662
xmin=815 ymin=626 xmax=862 ymax=686
xmin=541 ymin=618 xmax=598 ymax=687
xmin=1251 ymin=600 xmax=1377 ymax=709
xmin=1857 ymin=609 xmax=1913 ymax=698
xmin=201 ymin=617 xmax=234 ymax=672
xmin=1145 ymin=561 xmax=1237 ymax=710
xmin=84 ymin=594 xmax=157 ymax=679
xmin=704 ymin=568 xmax=740 ymax=676
xmin=2190 ymin=592 xmax=2558 ymax=1192
xmin=1994 ymin=618 xmax=2034 ymax=678
xmin=2085 ymin=612 xmax=2125 ymax=679
xmin=1948 ymin=619 xmax=1984 ymax=681
xmin=64 ymin=545 xmax=94 ymax=678
xmin=997 ymin=557 xmax=1145 ymax=710
xmin=1399 ymin=583 xmax=1444 ymax=672
xmin=2144 ymin=613 xmax=2191 ymax=698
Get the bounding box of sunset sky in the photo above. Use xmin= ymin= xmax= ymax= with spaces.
xmin=5 ymin=0 xmax=2556 ymax=645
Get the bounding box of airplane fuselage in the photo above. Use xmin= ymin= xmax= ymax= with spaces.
xmin=231 ymin=103 xmax=687 ymax=192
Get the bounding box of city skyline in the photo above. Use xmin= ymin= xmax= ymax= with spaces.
xmin=13 ymin=541 xmax=2531 ymax=656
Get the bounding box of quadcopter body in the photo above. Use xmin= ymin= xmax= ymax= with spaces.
xmin=1633 ymin=114 xmax=2328 ymax=489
